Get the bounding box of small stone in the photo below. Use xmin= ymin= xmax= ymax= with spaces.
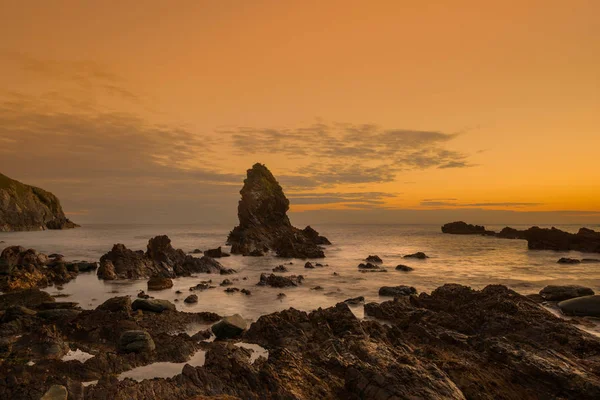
xmin=211 ymin=314 xmax=247 ymax=339
xmin=184 ymin=294 xmax=198 ymax=304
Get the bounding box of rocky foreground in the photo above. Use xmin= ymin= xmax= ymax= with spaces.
xmin=0 ymin=172 xmax=79 ymax=232
xmin=442 ymin=221 xmax=600 ymax=253
xmin=227 ymin=164 xmax=330 ymax=258
xmin=1 ymin=282 xmax=600 ymax=399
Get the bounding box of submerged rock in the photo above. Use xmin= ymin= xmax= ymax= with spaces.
xmin=0 ymin=172 xmax=79 ymax=232
xmin=257 ymin=273 xmax=303 ymax=288
xmin=540 ymin=285 xmax=595 ymax=301
xmin=404 ymin=252 xmax=429 ymax=259
xmin=131 ymin=299 xmax=176 ymax=313
xmin=395 ymin=264 xmax=414 ymax=271
xmin=184 ymin=294 xmax=198 ymax=304
xmin=272 ymin=265 xmax=288 ymax=273
xmin=557 ymin=258 xmax=581 ymax=264
xmin=211 ymin=314 xmax=247 ymax=339
xmin=203 ymin=247 xmax=230 ymax=258
xmin=379 ymin=286 xmax=417 ymax=297
xmin=365 ymin=255 xmax=382 ymax=263
xmin=226 ymin=164 xmax=330 ymax=258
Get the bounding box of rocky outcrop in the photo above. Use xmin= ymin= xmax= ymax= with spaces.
xmin=441 ymin=221 xmax=492 ymax=235
xmin=379 ymin=285 xmax=417 ymax=297
xmin=256 ymin=273 xmax=303 ymax=288
xmin=0 ymin=246 xmax=80 ymax=291
xmin=203 ymin=247 xmax=230 ymax=258
xmin=404 ymin=251 xmax=429 ymax=259
xmin=211 ymin=314 xmax=247 ymax=339
xmin=539 ymin=285 xmax=595 ymax=301
xmin=131 ymin=299 xmax=176 ymax=313
xmin=2 ymin=284 xmax=600 ymax=399
xmin=118 ymin=330 xmax=156 ymax=353
xmin=97 ymin=236 xmax=233 ymax=280
xmin=365 ymin=255 xmax=382 ymax=263
xmin=147 ymin=276 xmax=173 ymax=291
xmin=0 ymin=172 xmax=79 ymax=232
xmin=559 ymin=295 xmax=600 ymax=317
xmin=496 ymin=226 xmax=528 ymax=239
xmin=226 ymin=164 xmax=330 ymax=258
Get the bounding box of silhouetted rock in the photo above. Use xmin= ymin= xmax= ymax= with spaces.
xmin=496 ymin=227 xmax=527 ymax=239
xmin=404 ymin=252 xmax=429 ymax=259
xmin=272 ymin=265 xmax=288 ymax=273
xmin=131 ymin=299 xmax=176 ymax=313
xmin=147 ymin=276 xmax=173 ymax=291
xmin=379 ymin=286 xmax=417 ymax=297
xmin=344 ymin=296 xmax=365 ymax=305
xmin=557 ymin=258 xmax=581 ymax=264
xmin=583 ymin=258 xmax=600 ymax=263
xmin=40 ymin=385 xmax=68 ymax=400
xmin=304 ymin=262 xmax=314 ymax=269
xmin=524 ymin=227 xmax=600 ymax=252
xmin=540 ymin=285 xmax=594 ymax=301
xmin=0 ymin=172 xmax=79 ymax=232
xmin=203 ymin=247 xmax=230 ymax=258
xmin=226 ymin=164 xmax=329 ymax=258
xmin=97 ymin=296 xmax=132 ymax=313
xmin=442 ymin=221 xmax=490 ymax=235
xmin=184 ymin=294 xmax=198 ymax=304
xmin=395 ymin=264 xmax=414 ymax=271
xmin=357 ymin=262 xmax=382 ymax=270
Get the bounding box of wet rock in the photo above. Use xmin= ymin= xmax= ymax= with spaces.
xmin=311 ymin=286 xmax=324 ymax=291
xmin=226 ymin=163 xmax=329 ymax=258
xmin=38 ymin=301 xmax=79 ymax=310
xmin=118 ymin=330 xmax=156 ymax=353
xmin=496 ymin=226 xmax=527 ymax=239
xmin=344 ymin=296 xmax=365 ymax=305
xmin=97 ymin=296 xmax=132 ymax=313
xmin=191 ymin=249 xmax=202 ymax=254
xmin=98 ymin=244 xmax=155 ymax=280
xmin=224 ymin=287 xmax=240 ymax=293
xmin=257 ymin=273 xmax=303 ymax=288
xmin=137 ymin=290 xmax=151 ymax=299
xmin=442 ymin=221 xmax=490 ymax=235
xmin=0 ymin=288 xmax=54 ymax=310
xmin=583 ymin=258 xmax=600 ymax=263
xmin=147 ymin=276 xmax=174 ymax=291
xmin=37 ymin=309 xmax=81 ymax=321
xmin=557 ymin=258 xmax=581 ymax=264
xmin=220 ymin=279 xmax=233 ymax=286
xmin=203 ymin=247 xmax=230 ymax=258
xmin=304 ymin=262 xmax=314 ymax=269
xmin=523 ymin=226 xmax=600 ymax=252
xmin=184 ymin=294 xmax=199 ymax=304
xmin=558 ymin=295 xmax=600 ymax=317
xmin=365 ymin=255 xmax=382 ymax=263
xmin=540 ymin=285 xmax=594 ymax=301
xmin=131 ymin=299 xmax=176 ymax=313
xmin=358 ymin=262 xmax=383 ymax=270
xmin=41 ymin=385 xmax=68 ymax=400
xmin=241 ymin=289 xmax=251 ymax=296
xmin=395 ymin=264 xmax=414 ymax=271
xmin=211 ymin=314 xmax=247 ymax=339
xmin=272 ymin=265 xmax=288 ymax=273
xmin=379 ymin=285 xmax=417 ymax=297
xmin=404 ymin=252 xmax=429 ymax=259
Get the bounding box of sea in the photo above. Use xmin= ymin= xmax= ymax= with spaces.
xmin=1 ymin=223 xmax=600 ymax=323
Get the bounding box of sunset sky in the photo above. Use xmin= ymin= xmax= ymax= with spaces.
xmin=1 ymin=1 xmax=598 ymax=225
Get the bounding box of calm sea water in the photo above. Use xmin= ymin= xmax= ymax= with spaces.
xmin=1 ymin=223 xmax=600 ymax=322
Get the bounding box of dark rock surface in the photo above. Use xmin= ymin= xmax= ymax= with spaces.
xmin=257 ymin=273 xmax=303 ymax=288
xmin=131 ymin=299 xmax=176 ymax=313
xmin=0 ymin=172 xmax=79 ymax=232
xmin=441 ymin=221 xmax=491 ymax=235
xmin=395 ymin=264 xmax=414 ymax=271
xmin=403 ymin=252 xmax=429 ymax=259
xmin=540 ymin=285 xmax=595 ymax=301
xmin=203 ymin=247 xmax=230 ymax=258
xmin=211 ymin=314 xmax=247 ymax=339
xmin=272 ymin=265 xmax=288 ymax=273
xmin=365 ymin=255 xmax=382 ymax=263
xmin=379 ymin=285 xmax=417 ymax=297
xmin=496 ymin=226 xmax=528 ymax=239
xmin=118 ymin=330 xmax=156 ymax=353
xmin=559 ymin=295 xmax=600 ymax=317
xmin=184 ymin=294 xmax=198 ymax=304
xmin=97 ymin=236 xmax=232 ymax=280
xmin=147 ymin=276 xmax=174 ymax=291
xmin=557 ymin=257 xmax=581 ymax=264
xmin=226 ymin=164 xmax=330 ymax=258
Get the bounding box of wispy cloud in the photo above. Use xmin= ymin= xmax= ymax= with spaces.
xmin=420 ymin=200 xmax=543 ymax=208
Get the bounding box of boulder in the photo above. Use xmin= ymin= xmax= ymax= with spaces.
xmin=147 ymin=276 xmax=174 ymax=291
xmin=131 ymin=298 xmax=176 ymax=313
xmin=558 ymin=295 xmax=600 ymax=317
xmin=184 ymin=294 xmax=198 ymax=304
xmin=496 ymin=227 xmax=527 ymax=239
xmin=404 ymin=252 xmax=429 ymax=259
xmin=582 ymin=258 xmax=600 ymax=263
xmin=524 ymin=226 xmax=600 ymax=253
xmin=211 ymin=314 xmax=247 ymax=339
xmin=226 ymin=164 xmax=329 ymax=258
xmin=118 ymin=330 xmax=156 ymax=353
xmin=344 ymin=296 xmax=365 ymax=305
xmin=365 ymin=255 xmax=382 ymax=263
xmin=98 ymin=244 xmax=156 ymax=280
xmin=257 ymin=273 xmax=303 ymax=288
xmin=395 ymin=264 xmax=414 ymax=272
xmin=97 ymin=296 xmax=132 ymax=313
xmin=540 ymin=285 xmax=594 ymax=301
xmin=41 ymin=385 xmax=68 ymax=400
xmin=0 ymin=172 xmax=79 ymax=232
xmin=0 ymin=288 xmax=54 ymax=310
xmin=304 ymin=262 xmax=315 ymax=269
xmin=379 ymin=286 xmax=417 ymax=297
xmin=204 ymin=247 xmax=230 ymax=258
xmin=272 ymin=265 xmax=288 ymax=272
xmin=358 ymin=262 xmax=383 ymax=270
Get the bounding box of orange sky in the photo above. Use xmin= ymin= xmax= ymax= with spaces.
xmin=0 ymin=1 xmax=599 ymax=224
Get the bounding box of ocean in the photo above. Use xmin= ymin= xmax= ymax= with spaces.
xmin=1 ymin=223 xmax=599 ymax=323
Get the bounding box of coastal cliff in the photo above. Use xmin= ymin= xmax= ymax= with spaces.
xmin=0 ymin=173 xmax=79 ymax=232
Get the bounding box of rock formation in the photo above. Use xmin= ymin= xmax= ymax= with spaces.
xmin=0 ymin=172 xmax=79 ymax=232
xmin=441 ymin=221 xmax=492 ymax=235
xmin=97 ymin=235 xmax=235 ymax=280
xmin=226 ymin=164 xmax=330 ymax=258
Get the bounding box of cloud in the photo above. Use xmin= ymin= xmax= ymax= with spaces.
xmin=288 ymin=191 xmax=398 ymax=206
xmin=221 ymin=122 xmax=472 ymax=188
xmin=420 ymin=200 xmax=544 ymax=208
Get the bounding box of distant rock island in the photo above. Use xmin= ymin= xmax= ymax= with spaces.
xmin=442 ymin=221 xmax=600 ymax=253
xmin=0 ymin=172 xmax=79 ymax=232
xmin=227 ymin=163 xmax=330 ymax=258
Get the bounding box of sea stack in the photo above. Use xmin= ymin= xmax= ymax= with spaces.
xmin=0 ymin=172 xmax=79 ymax=232
xmin=227 ymin=163 xmax=330 ymax=258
